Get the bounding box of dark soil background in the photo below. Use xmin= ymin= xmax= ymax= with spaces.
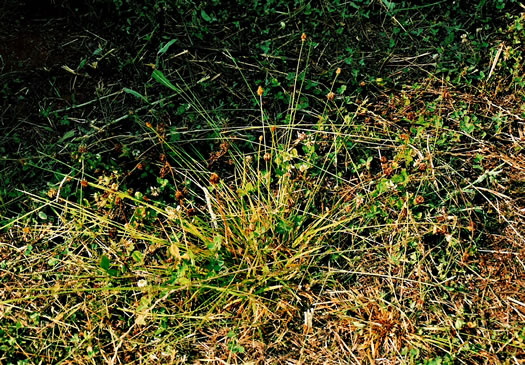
xmin=0 ymin=0 xmax=522 ymax=216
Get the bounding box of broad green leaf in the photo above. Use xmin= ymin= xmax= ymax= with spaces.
xmin=132 ymin=250 xmax=144 ymax=263
xmin=151 ymin=70 xmax=180 ymax=93
xmin=158 ymin=39 xmax=177 ymax=55
xmin=107 ymin=268 xmax=119 ymax=277
xmin=57 ymin=129 xmax=76 ymax=143
xmin=100 ymin=255 xmax=111 ymax=270
xmin=201 ymin=9 xmax=212 ymax=22
xmin=123 ymin=87 xmax=149 ymax=103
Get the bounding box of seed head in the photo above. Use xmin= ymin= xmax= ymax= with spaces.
xmin=326 ymin=92 xmax=335 ymax=101
xmin=257 ymin=86 xmax=264 ymax=96
xmin=415 ymin=195 xmax=425 ymax=205
xmin=336 ymin=67 xmax=341 ymax=75
xmin=468 ymin=220 xmax=475 ymax=232
xmin=81 ymin=180 xmax=89 ymax=188
xmin=263 ymin=152 xmax=271 ymax=162
xmin=210 ymin=173 xmax=220 ymax=185
xmin=175 ymin=190 xmax=184 ymax=201
xmin=301 ymin=33 xmax=307 ymax=42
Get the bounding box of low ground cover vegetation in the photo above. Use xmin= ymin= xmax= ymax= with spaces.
xmin=1 ymin=1 xmax=524 ymax=363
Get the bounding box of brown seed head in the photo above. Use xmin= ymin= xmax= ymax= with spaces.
xmin=468 ymin=220 xmax=475 ymax=232
xmin=81 ymin=180 xmax=89 ymax=188
xmin=263 ymin=152 xmax=272 ymax=162
xmin=336 ymin=67 xmax=341 ymax=75
xmin=418 ymin=162 xmax=427 ymax=171
xmin=415 ymin=195 xmax=425 ymax=205
xmin=175 ymin=190 xmax=184 ymax=201
xmin=326 ymin=92 xmax=335 ymax=101
xmin=360 ymin=81 xmax=366 ymax=87
xmin=210 ymin=173 xmax=220 ymax=185
xmin=301 ymin=33 xmax=307 ymax=42
xmin=47 ymin=188 xmax=58 ymax=199
xmin=380 ymin=156 xmax=388 ymax=164
xmin=257 ymin=86 xmax=264 ymax=96
xmin=145 ymin=122 xmax=152 ymax=128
